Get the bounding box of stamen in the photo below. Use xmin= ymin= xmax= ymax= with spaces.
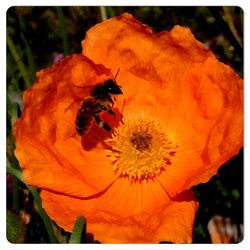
xmin=105 ymin=118 xmax=177 ymax=182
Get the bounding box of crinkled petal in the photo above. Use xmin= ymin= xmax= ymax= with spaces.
xmin=14 ymin=54 xmax=118 ymax=198
xmin=82 ymin=13 xmax=243 ymax=197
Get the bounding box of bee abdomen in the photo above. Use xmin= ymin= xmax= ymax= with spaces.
xmin=75 ymin=114 xmax=92 ymax=135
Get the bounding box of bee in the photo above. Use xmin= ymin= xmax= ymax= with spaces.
xmin=75 ymin=70 xmax=123 ymax=136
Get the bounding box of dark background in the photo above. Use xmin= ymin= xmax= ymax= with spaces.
xmin=7 ymin=6 xmax=243 ymax=243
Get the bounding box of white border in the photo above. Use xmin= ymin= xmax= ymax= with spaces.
xmin=1 ymin=1 xmax=249 ymax=250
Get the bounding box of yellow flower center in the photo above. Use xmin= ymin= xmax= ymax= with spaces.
xmin=106 ymin=118 xmax=177 ymax=182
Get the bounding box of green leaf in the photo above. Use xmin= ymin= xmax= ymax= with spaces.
xmin=7 ymin=32 xmax=32 ymax=88
xmin=56 ymin=7 xmax=70 ymax=56
xmin=6 ymin=166 xmax=58 ymax=243
xmin=69 ymin=216 xmax=86 ymax=243
xmin=106 ymin=6 xmax=116 ymax=17
xmin=7 ymin=210 xmax=26 ymax=243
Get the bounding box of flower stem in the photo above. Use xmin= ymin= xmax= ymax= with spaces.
xmin=7 ymin=33 xmax=32 ymax=88
xmin=28 ymin=187 xmax=58 ymax=243
xmin=56 ymin=7 xmax=70 ymax=56
xmin=208 ymin=7 xmax=243 ymax=56
xmin=7 ymin=134 xmax=21 ymax=212
xmin=7 ymin=166 xmax=23 ymax=182
xmin=17 ymin=14 xmax=36 ymax=82
xmin=222 ymin=7 xmax=242 ymax=47
xmin=100 ymin=6 xmax=108 ymax=21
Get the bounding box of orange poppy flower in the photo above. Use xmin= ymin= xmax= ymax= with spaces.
xmin=14 ymin=13 xmax=243 ymax=243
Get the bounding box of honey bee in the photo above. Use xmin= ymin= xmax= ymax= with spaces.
xmin=75 ymin=70 xmax=123 ymax=135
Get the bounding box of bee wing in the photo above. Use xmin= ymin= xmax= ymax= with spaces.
xmin=69 ymin=83 xmax=98 ymax=98
xmin=64 ymin=84 xmax=96 ymax=113
xmin=70 ymin=83 xmax=96 ymax=90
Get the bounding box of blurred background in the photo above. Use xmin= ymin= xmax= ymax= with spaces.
xmin=6 ymin=6 xmax=243 ymax=243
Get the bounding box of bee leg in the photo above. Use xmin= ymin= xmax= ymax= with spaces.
xmin=96 ymin=103 xmax=115 ymax=116
xmin=94 ymin=114 xmax=111 ymax=132
xmin=106 ymin=95 xmax=114 ymax=105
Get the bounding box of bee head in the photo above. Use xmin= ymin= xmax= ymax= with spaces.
xmin=103 ymin=80 xmax=123 ymax=95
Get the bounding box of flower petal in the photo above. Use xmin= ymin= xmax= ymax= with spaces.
xmin=158 ymin=57 xmax=243 ymax=196
xmin=41 ymin=179 xmax=198 ymax=243
xmin=14 ymin=54 xmax=117 ymax=198
xmin=82 ymin=13 xmax=213 ymax=83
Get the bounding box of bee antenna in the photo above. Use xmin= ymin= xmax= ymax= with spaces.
xmin=114 ymin=68 xmax=120 ymax=81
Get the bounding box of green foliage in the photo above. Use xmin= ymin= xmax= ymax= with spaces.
xmin=69 ymin=216 xmax=87 ymax=243
xmin=7 ymin=210 xmax=26 ymax=243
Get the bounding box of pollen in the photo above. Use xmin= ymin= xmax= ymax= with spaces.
xmin=105 ymin=118 xmax=177 ymax=182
